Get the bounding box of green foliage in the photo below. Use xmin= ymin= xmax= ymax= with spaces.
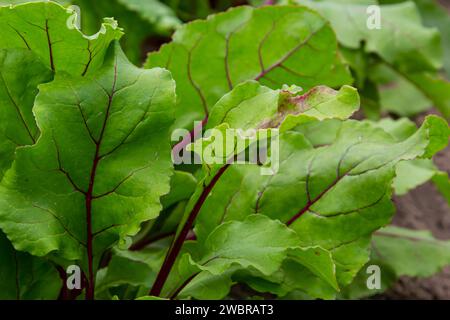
xmin=0 ymin=49 xmax=53 ymax=179
xmin=287 ymin=0 xmax=450 ymax=119
xmin=0 ymin=231 xmax=61 ymax=299
xmin=146 ymin=5 xmax=352 ymax=129
xmin=0 ymin=12 xmax=176 ymax=296
xmin=379 ymin=0 xmax=450 ymax=77
xmin=342 ymin=226 xmax=450 ymax=299
xmin=0 ymin=0 xmax=449 ymax=302
xmin=0 ymin=1 xmax=122 ymax=75
xmin=72 ymin=0 xmax=180 ymax=64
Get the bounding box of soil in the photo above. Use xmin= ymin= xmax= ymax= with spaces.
xmin=440 ymin=0 xmax=450 ymax=12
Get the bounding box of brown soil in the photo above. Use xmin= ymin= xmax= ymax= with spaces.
xmin=439 ymin=0 xmax=450 ymax=12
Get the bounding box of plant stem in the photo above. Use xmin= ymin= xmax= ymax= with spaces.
xmin=149 ymin=163 xmax=231 ymax=297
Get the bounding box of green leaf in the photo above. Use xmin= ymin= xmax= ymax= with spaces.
xmin=117 ymin=0 xmax=180 ymax=32
xmin=294 ymin=118 xmax=342 ymax=147
xmin=287 ymin=246 xmax=338 ymax=291
xmin=193 ymin=115 xmax=448 ymax=287
xmin=146 ymin=5 xmax=352 ymax=129
xmin=432 ymin=171 xmax=450 ymax=206
xmin=0 ymin=43 xmax=176 ymax=291
xmin=293 ymin=0 xmax=450 ymax=118
xmin=294 ymin=0 xmax=442 ymax=71
xmin=0 ymin=231 xmax=61 ymax=300
xmin=178 ymin=269 xmax=235 ymax=300
xmin=0 ymin=49 xmax=53 ymax=179
xmin=368 ymin=117 xmax=449 ymax=201
xmin=73 ymin=0 xmax=180 ymax=64
xmin=373 ymin=226 xmax=450 ymax=277
xmin=198 ymin=215 xmax=299 ymax=275
xmin=339 ymin=260 xmax=396 ymax=299
xmin=367 ymin=117 xmax=417 ymax=142
xmin=0 ymin=1 xmax=123 ymax=75
xmin=161 ymin=215 xmax=300 ymax=299
xmin=238 ymin=260 xmax=338 ymax=300
xmin=129 ymin=171 xmax=197 ymax=251
xmin=206 ymin=81 xmax=359 ymax=131
xmin=136 ymin=295 xmax=168 ymax=300
xmin=379 ymin=0 xmax=450 ymax=77
xmin=96 ymin=247 xmax=166 ymax=298
xmin=161 ymin=171 xmax=197 ymax=208
xmin=370 ymin=63 xmax=450 ymax=119
xmin=407 ymin=72 xmax=450 ymax=119
xmin=0 ymin=0 xmax=70 ymax=5
xmin=125 ymin=215 xmax=302 ymax=299
xmin=369 ymin=63 xmax=432 ymax=117
xmin=241 ymin=245 xmax=340 ymax=299
xmin=187 ymin=81 xmax=359 ymax=165
xmin=393 ymin=159 xmax=439 ymax=195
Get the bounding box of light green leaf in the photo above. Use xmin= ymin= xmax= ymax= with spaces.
xmin=369 ymin=63 xmax=432 ymax=117
xmin=368 ymin=117 xmax=417 ymax=142
xmin=96 ymin=247 xmax=166 ymax=298
xmin=0 ymin=1 xmax=123 ymax=75
xmin=178 ymin=269 xmax=235 ymax=300
xmin=0 ymin=49 xmax=53 ymax=179
xmin=432 ymin=170 xmax=450 ymax=206
xmin=407 ymin=72 xmax=450 ymax=119
xmin=288 ymin=246 xmax=338 ymax=291
xmin=240 ymin=245 xmax=340 ymax=299
xmin=380 ymin=0 xmax=450 ymax=77
xmin=373 ymin=226 xmax=450 ymax=277
xmin=294 ymin=0 xmax=442 ymax=71
xmin=146 ymin=5 xmax=352 ymax=129
xmin=193 ymin=115 xmax=448 ymax=286
xmin=238 ymin=260 xmax=338 ymax=300
xmin=394 ymin=159 xmax=438 ymax=195
xmin=339 ymin=259 xmax=396 ymax=299
xmin=199 ymin=215 xmax=299 ymax=275
xmin=161 ymin=215 xmax=300 ymax=299
xmin=0 ymin=0 xmax=71 ymax=5
xmin=129 ymin=171 xmax=197 ymax=251
xmin=365 ymin=117 xmax=449 ymax=201
xmin=117 ymin=0 xmax=180 ymax=32
xmin=161 ymin=171 xmax=197 ymax=208
xmin=293 ymin=118 xmax=342 ymax=147
xmin=368 ymin=116 xmax=449 ymax=200
xmin=207 ymin=81 xmax=359 ymax=131
xmin=187 ymin=81 xmax=359 ymax=165
xmin=0 ymin=43 xmax=176 ymax=291
xmin=292 ymin=0 xmax=450 ymax=118
xmin=136 ymin=295 xmax=168 ymax=300
xmin=370 ymin=63 xmax=450 ymax=119
xmin=72 ymin=0 xmax=180 ymax=64
xmin=374 ymin=0 xmax=450 ymax=118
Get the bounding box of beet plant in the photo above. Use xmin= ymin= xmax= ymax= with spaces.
xmin=0 ymin=0 xmax=449 ymax=301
